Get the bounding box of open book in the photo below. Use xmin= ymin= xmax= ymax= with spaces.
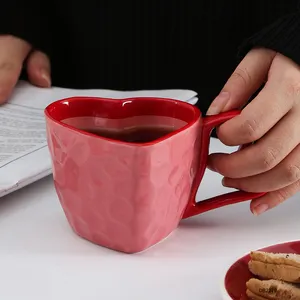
xmin=0 ymin=81 xmax=198 ymax=197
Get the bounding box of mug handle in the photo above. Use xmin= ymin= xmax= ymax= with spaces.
xmin=182 ymin=110 xmax=266 ymax=219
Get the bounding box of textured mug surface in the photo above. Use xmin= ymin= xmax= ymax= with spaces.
xmin=45 ymin=97 xmax=202 ymax=253
xmin=45 ymin=97 xmax=264 ymax=253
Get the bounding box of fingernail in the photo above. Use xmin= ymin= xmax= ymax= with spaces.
xmin=40 ymin=69 xmax=51 ymax=87
xmin=252 ymin=204 xmax=269 ymax=216
xmin=206 ymin=91 xmax=230 ymax=115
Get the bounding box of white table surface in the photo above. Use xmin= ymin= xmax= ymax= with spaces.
xmin=0 ymin=138 xmax=299 ymax=300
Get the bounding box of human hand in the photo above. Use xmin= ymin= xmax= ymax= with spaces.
xmin=0 ymin=35 xmax=51 ymax=104
xmin=206 ymin=48 xmax=300 ymax=215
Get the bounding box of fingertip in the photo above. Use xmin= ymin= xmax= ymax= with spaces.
xmin=0 ymin=77 xmax=18 ymax=104
xmin=250 ymin=194 xmax=269 ymax=215
xmin=207 ymin=152 xmax=226 ymax=173
xmin=0 ymin=93 xmax=10 ymax=104
xmin=221 ymin=177 xmax=230 ymax=187
xmin=26 ymin=50 xmax=51 ymax=88
xmin=216 ymin=120 xmax=242 ymax=147
xmin=252 ymin=203 xmax=269 ymax=216
xmin=207 ymin=159 xmax=217 ymax=172
xmin=31 ymin=68 xmax=51 ymax=88
xmin=40 ymin=70 xmax=51 ymax=87
xmin=206 ymin=92 xmax=231 ymax=115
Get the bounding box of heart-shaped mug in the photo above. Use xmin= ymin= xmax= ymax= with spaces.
xmin=45 ymin=96 xmax=265 ymax=253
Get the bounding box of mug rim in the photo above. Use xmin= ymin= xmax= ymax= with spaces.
xmin=44 ymin=96 xmax=201 ymax=146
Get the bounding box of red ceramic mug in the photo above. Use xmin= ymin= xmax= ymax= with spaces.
xmin=45 ymin=97 xmax=265 ymax=253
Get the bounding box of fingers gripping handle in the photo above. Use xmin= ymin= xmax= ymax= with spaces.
xmin=182 ymin=110 xmax=265 ymax=219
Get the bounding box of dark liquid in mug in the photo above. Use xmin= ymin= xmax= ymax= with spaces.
xmin=85 ymin=126 xmax=174 ymax=143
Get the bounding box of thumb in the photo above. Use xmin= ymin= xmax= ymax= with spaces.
xmin=206 ymin=48 xmax=276 ymax=115
xmin=0 ymin=35 xmax=31 ymax=104
xmin=26 ymin=50 xmax=51 ymax=87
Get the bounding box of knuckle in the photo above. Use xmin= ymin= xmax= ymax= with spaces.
xmin=274 ymin=179 xmax=300 ymax=206
xmin=231 ymin=67 xmax=252 ymax=87
xmin=285 ymin=82 xmax=300 ymax=98
xmin=260 ymin=148 xmax=278 ymax=171
xmin=293 ymin=179 xmax=300 ymax=190
xmin=282 ymin=75 xmax=300 ymax=100
xmin=241 ymin=118 xmax=261 ymax=141
xmin=284 ymin=164 xmax=300 ymax=183
xmin=274 ymin=189 xmax=289 ymax=205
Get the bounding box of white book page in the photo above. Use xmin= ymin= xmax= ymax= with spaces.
xmin=0 ymin=81 xmax=198 ymax=197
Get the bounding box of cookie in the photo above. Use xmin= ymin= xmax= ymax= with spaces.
xmin=248 ymin=251 xmax=300 ymax=283
xmin=246 ymin=278 xmax=300 ymax=299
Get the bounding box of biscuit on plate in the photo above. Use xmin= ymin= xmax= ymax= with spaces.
xmin=246 ymin=278 xmax=300 ymax=300
xmin=248 ymin=251 xmax=300 ymax=283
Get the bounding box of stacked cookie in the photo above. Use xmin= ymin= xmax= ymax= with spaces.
xmin=246 ymin=251 xmax=300 ymax=299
